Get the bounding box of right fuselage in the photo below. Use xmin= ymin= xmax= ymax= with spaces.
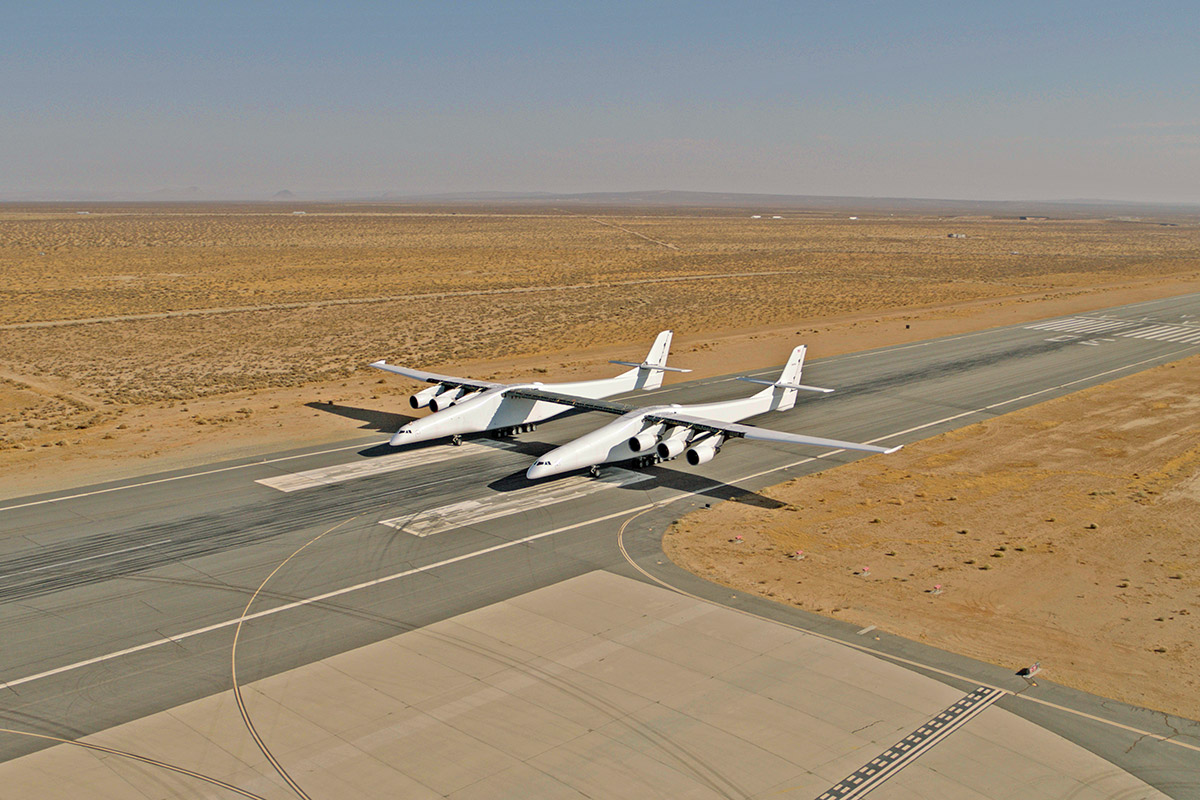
xmin=526 ymin=390 xmax=778 ymax=479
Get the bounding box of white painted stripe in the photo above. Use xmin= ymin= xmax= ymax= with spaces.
xmin=1027 ymin=319 xmax=1075 ymax=330
xmin=255 ymin=441 xmax=519 ymax=492
xmin=1069 ymin=319 xmax=1114 ymax=332
xmin=1124 ymin=325 xmax=1172 ymax=339
xmin=380 ymin=468 xmax=654 ymax=537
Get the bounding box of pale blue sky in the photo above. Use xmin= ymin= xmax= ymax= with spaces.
xmin=3 ymin=2 xmax=1198 ymax=201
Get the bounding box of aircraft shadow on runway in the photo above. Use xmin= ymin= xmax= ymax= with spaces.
xmin=486 ymin=463 xmax=786 ymax=509
xmin=305 ymin=401 xmax=416 ymax=433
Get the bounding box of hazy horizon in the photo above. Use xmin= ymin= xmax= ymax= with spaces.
xmin=5 ymin=2 xmax=1199 ymax=204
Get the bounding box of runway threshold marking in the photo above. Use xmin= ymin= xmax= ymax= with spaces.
xmin=815 ymin=687 xmax=1004 ymax=800
xmin=379 ymin=468 xmax=654 ymax=536
xmin=7 ymin=342 xmax=1200 ymax=756
xmin=255 ymin=441 xmax=520 ymax=493
xmin=1026 ymin=317 xmax=1200 ymax=344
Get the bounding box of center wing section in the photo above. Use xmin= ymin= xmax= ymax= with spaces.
xmin=369 ymin=361 xmax=503 ymax=393
xmin=502 ymin=387 xmax=634 ymax=414
xmin=644 ymin=412 xmax=900 ymax=454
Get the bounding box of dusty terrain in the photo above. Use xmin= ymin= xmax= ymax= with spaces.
xmin=665 ymin=355 xmax=1200 ymax=720
xmin=2 ymin=204 xmax=1198 ymax=496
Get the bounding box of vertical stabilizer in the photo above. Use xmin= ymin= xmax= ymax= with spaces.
xmin=770 ymin=345 xmax=806 ymax=410
xmin=635 ymin=330 xmax=674 ymax=389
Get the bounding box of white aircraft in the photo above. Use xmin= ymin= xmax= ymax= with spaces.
xmin=370 ymin=331 xmax=688 ymax=447
xmin=524 ymin=345 xmax=899 ymax=479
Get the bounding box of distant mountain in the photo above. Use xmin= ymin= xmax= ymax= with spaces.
xmin=271 ymin=189 xmax=296 ymax=200
xmin=356 ymin=190 xmax=1200 ymax=218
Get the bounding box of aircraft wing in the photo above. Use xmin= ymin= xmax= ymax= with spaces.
xmin=644 ymin=412 xmax=901 ymax=454
xmin=503 ymin=387 xmax=634 ymax=414
xmin=368 ymin=360 xmax=502 ymax=392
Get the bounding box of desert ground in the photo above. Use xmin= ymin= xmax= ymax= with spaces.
xmin=666 ymin=354 xmax=1200 ymax=720
xmin=2 ymin=204 xmax=1198 ymax=719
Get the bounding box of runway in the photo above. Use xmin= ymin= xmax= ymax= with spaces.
xmin=2 ymin=292 xmax=1199 ymax=796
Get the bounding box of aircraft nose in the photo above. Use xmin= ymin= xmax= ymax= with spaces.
xmin=389 ymin=429 xmax=412 ymax=447
xmin=526 ymin=458 xmax=558 ymax=480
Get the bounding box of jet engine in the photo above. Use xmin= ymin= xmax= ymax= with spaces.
xmin=628 ymin=429 xmax=660 ymax=453
xmin=410 ymin=385 xmax=442 ymax=409
xmin=428 ymin=387 xmax=465 ymax=412
xmin=655 ymin=427 xmax=692 ymax=460
xmin=685 ymin=436 xmax=724 ymax=466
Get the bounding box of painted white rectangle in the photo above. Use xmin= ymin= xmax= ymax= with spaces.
xmin=380 ymin=468 xmax=654 ymax=537
xmin=1123 ymin=325 xmax=1172 ymax=339
xmin=1027 ymin=319 xmax=1076 ymax=331
xmin=256 ymin=441 xmax=519 ymax=492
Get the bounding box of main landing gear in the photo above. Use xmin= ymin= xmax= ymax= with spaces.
xmin=630 ymin=454 xmax=658 ymax=470
xmin=491 ymin=423 xmax=537 ymax=439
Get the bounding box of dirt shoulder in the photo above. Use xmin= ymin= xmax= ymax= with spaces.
xmin=2 ymin=275 xmax=1198 ymax=500
xmin=665 ymin=355 xmax=1200 ymax=720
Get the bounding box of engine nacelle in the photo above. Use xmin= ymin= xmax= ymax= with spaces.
xmin=629 ymin=430 xmax=660 ymax=452
xmin=428 ymin=386 xmax=465 ymax=412
xmin=656 ymin=427 xmax=692 ymax=460
xmin=410 ymin=385 xmax=442 ymax=409
xmin=685 ymin=436 xmax=723 ymax=466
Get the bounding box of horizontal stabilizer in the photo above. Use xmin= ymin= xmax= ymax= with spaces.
xmin=609 ymin=360 xmax=693 ymax=373
xmin=736 ymin=376 xmax=833 ymax=393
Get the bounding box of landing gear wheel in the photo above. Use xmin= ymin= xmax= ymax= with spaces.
xmin=588 ymin=465 xmax=601 ymax=478
xmin=451 ymin=434 xmax=462 ymax=446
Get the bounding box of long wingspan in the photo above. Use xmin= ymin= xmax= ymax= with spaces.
xmin=502 ymin=387 xmax=634 ymax=414
xmin=644 ymin=412 xmax=900 ymax=454
xmin=369 ymin=360 xmax=502 ymax=392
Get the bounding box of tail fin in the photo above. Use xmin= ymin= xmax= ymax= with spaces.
xmin=772 ymin=345 xmax=807 ymax=410
xmin=644 ymin=330 xmax=673 ymax=369
xmin=736 ymin=344 xmax=833 ymax=410
xmin=609 ymin=330 xmax=691 ymax=390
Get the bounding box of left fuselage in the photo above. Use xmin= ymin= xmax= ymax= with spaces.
xmin=390 ymin=370 xmax=650 ymax=447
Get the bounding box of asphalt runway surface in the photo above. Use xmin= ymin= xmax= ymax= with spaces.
xmin=2 ymin=292 xmax=1200 ymax=796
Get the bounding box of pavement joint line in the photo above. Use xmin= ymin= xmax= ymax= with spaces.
xmin=6 ymin=341 xmax=1199 ymax=701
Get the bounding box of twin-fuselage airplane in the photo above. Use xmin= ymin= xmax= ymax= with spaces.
xmin=373 ymin=337 xmax=899 ymax=479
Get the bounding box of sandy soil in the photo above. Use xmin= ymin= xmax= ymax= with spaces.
xmin=2 ymin=274 xmax=1198 ymax=500
xmin=665 ymin=355 xmax=1200 ymax=720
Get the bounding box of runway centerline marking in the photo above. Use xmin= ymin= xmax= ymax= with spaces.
xmin=255 ymin=441 xmax=521 ymax=493
xmin=379 ymin=468 xmax=654 ymax=536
